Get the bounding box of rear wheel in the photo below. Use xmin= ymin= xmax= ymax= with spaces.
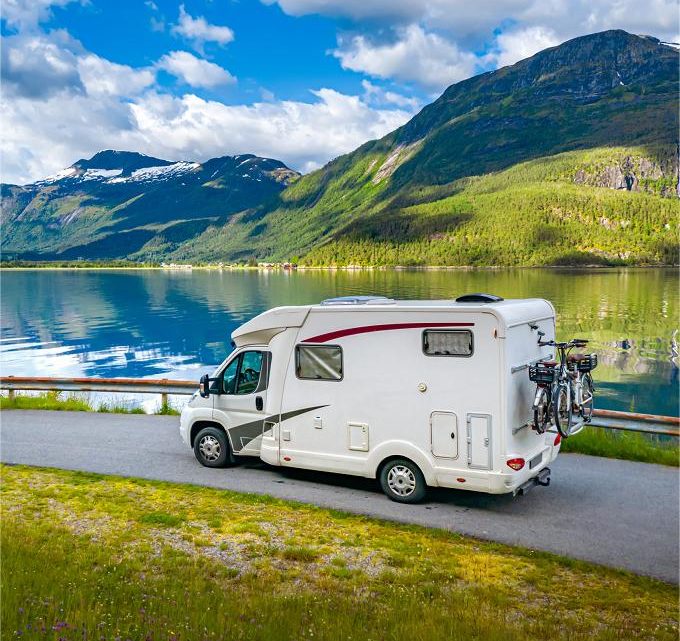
xmin=580 ymin=374 xmax=594 ymax=421
xmin=379 ymin=458 xmax=427 ymax=504
xmin=532 ymin=386 xmax=550 ymax=433
xmin=553 ymin=383 xmax=573 ymax=438
xmin=193 ymin=426 xmax=235 ymax=468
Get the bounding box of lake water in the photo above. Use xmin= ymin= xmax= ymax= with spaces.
xmin=1 ymin=268 xmax=678 ymax=416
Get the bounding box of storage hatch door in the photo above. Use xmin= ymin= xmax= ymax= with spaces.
xmin=430 ymin=411 xmax=458 ymax=459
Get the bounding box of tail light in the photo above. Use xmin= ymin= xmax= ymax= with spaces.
xmin=554 ymin=433 xmax=562 ymax=446
xmin=506 ymin=458 xmax=525 ymax=471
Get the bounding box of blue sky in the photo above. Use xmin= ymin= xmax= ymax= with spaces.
xmin=1 ymin=0 xmax=677 ymax=184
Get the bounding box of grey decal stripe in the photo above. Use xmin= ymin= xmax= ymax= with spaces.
xmin=228 ymin=405 xmax=328 ymax=451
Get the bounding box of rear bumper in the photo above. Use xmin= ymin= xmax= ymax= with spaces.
xmin=436 ymin=444 xmax=559 ymax=494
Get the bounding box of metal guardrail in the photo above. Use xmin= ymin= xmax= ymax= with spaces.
xmin=0 ymin=376 xmax=678 ymax=436
xmin=589 ymin=409 xmax=679 ymax=437
xmin=0 ymin=376 xmax=197 ymax=407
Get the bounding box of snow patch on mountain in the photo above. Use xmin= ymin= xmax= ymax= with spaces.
xmin=109 ymin=162 xmax=200 ymax=183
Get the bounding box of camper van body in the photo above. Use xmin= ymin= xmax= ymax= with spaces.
xmin=180 ymin=296 xmax=560 ymax=496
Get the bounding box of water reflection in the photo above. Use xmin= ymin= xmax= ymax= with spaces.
xmin=1 ymin=268 xmax=677 ymax=415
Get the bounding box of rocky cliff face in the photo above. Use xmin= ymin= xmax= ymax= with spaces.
xmin=573 ymin=152 xmax=679 ymax=196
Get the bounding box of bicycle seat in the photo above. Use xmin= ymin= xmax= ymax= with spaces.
xmin=539 ymin=360 xmax=557 ymax=367
xmin=567 ymin=353 xmax=588 ymax=361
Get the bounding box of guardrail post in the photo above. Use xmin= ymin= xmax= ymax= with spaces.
xmin=161 ymin=392 xmax=168 ymax=409
xmin=8 ymin=389 xmax=15 ymax=402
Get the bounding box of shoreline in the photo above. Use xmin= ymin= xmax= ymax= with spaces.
xmin=1 ymin=263 xmax=677 ymax=272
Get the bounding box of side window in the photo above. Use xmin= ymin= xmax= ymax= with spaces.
xmin=423 ymin=330 xmax=473 ymax=357
xmin=238 ymin=351 xmax=263 ymax=394
xmin=222 ymin=357 xmax=240 ymax=394
xmin=222 ymin=351 xmax=264 ymax=394
xmin=296 ymin=345 xmax=343 ymax=381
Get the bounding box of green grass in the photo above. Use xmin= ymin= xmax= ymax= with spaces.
xmin=561 ymin=426 xmax=679 ymax=466
xmin=0 ymin=391 xmax=180 ymax=416
xmin=1 ymin=465 xmax=677 ymax=641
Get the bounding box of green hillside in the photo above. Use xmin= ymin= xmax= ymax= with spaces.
xmin=163 ymin=30 xmax=678 ymax=266
xmin=2 ymin=30 xmax=678 ymax=266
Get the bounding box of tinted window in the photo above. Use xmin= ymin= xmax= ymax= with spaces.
xmin=296 ymin=345 xmax=343 ymax=380
xmin=423 ymin=330 xmax=473 ymax=357
xmin=222 ymin=357 xmax=240 ymax=394
xmin=238 ymin=351 xmax=263 ymax=394
xmin=222 ymin=351 xmax=263 ymax=394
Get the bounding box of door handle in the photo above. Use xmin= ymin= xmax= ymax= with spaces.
xmin=255 ymin=396 xmax=263 ymax=411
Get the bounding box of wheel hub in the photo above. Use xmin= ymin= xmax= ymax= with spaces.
xmin=199 ymin=435 xmax=221 ymax=461
xmin=387 ymin=465 xmax=416 ymax=496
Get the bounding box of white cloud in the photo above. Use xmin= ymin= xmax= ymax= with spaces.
xmin=334 ymin=25 xmax=478 ymax=92
xmin=157 ymin=51 xmax=236 ymax=89
xmin=78 ymin=55 xmax=156 ymax=97
xmin=361 ymin=80 xmax=421 ymax=110
xmin=267 ymin=0 xmax=679 ymax=44
xmin=172 ymin=4 xmax=235 ymax=52
xmin=129 ymin=88 xmax=411 ymax=173
xmin=1 ymin=31 xmax=156 ymax=101
xmin=1 ymin=0 xmax=82 ymax=31
xmin=490 ymin=26 xmax=560 ymax=68
xmin=1 ymin=33 xmax=83 ymax=98
xmin=1 ymin=83 xmax=411 ymax=183
xmin=262 ymin=0 xmax=420 ymax=21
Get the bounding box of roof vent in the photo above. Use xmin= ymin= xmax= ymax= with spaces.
xmin=455 ymin=293 xmax=504 ymax=303
xmin=320 ymin=295 xmax=394 ymax=306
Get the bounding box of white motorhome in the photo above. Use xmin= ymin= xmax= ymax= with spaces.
xmin=180 ymin=294 xmax=560 ymax=502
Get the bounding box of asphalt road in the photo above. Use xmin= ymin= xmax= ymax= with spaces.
xmin=1 ymin=409 xmax=677 ymax=583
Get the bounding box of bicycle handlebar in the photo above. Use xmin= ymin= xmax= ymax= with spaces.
xmin=538 ymin=338 xmax=589 ymax=348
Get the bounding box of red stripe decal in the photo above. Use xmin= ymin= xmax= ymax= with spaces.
xmin=302 ymin=322 xmax=474 ymax=344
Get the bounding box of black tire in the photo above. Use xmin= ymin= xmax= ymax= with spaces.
xmin=553 ymin=383 xmax=573 ymax=438
xmin=193 ymin=426 xmax=235 ymax=468
xmin=532 ymin=386 xmax=550 ymax=434
xmin=379 ymin=458 xmax=427 ymax=504
xmin=580 ymin=374 xmax=594 ymax=421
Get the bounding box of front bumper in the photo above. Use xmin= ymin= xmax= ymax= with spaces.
xmin=179 ymin=410 xmax=191 ymax=447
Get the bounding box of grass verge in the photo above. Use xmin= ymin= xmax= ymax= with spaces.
xmin=562 ymin=426 xmax=678 ymax=466
xmin=0 ymin=391 xmax=180 ymax=416
xmin=1 ymin=464 xmax=677 ymax=641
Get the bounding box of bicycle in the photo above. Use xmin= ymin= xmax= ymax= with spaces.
xmin=529 ymin=337 xmax=597 ymax=438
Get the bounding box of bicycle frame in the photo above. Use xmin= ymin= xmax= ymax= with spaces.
xmin=532 ymin=338 xmax=595 ymax=436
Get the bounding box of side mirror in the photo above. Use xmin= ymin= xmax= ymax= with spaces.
xmin=199 ymin=373 xmax=210 ymax=398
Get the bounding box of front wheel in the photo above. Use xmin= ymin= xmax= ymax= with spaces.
xmin=379 ymin=458 xmax=427 ymax=504
xmin=553 ymin=383 xmax=574 ymax=438
xmin=193 ymin=426 xmax=236 ymax=468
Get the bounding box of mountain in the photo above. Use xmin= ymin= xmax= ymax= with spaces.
xmin=1 ymin=150 xmax=299 ymax=260
xmin=170 ymin=30 xmax=678 ymax=266
xmin=2 ymin=30 xmax=678 ymax=265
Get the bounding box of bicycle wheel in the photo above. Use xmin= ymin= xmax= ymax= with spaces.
xmin=580 ymin=373 xmax=594 ymax=421
xmin=532 ymin=386 xmax=550 ymax=434
xmin=553 ymin=382 xmax=573 ymax=438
